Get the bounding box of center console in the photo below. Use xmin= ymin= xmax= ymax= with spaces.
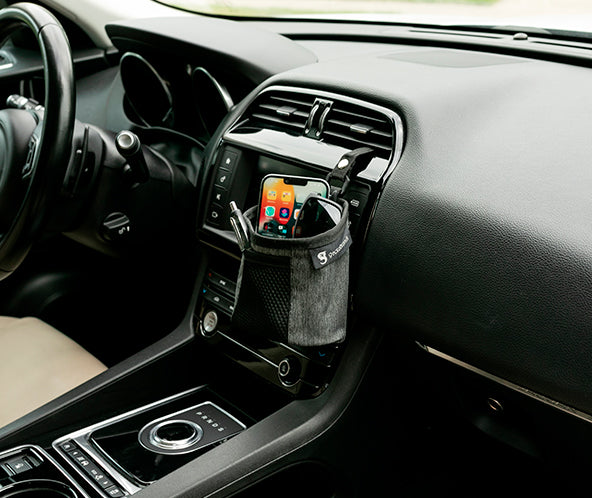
xmin=195 ymin=86 xmax=403 ymax=398
xmin=52 ymin=387 xmax=247 ymax=497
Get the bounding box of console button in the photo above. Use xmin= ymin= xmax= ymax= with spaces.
xmin=59 ymin=441 xmax=77 ymax=452
xmin=212 ymin=185 xmax=227 ymax=205
xmin=105 ymin=485 xmax=125 ymax=497
xmin=278 ymin=356 xmax=301 ymax=386
xmin=86 ymin=465 xmax=114 ymax=489
xmin=207 ymin=270 xmax=236 ymax=296
xmin=201 ymin=310 xmax=219 ymax=337
xmin=342 ymin=183 xmax=370 ymax=216
xmin=214 ymin=168 xmax=231 ymax=188
xmin=202 ymin=287 xmax=235 ymax=316
xmin=97 ymin=476 xmax=114 ymax=489
xmin=6 ymin=457 xmax=32 ymax=474
xmin=219 ymin=149 xmax=238 ymax=170
xmin=74 ymin=456 xmax=92 ymax=468
xmin=206 ymin=203 xmax=224 ymax=227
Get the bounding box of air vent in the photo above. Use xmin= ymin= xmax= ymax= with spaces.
xmin=245 ymin=91 xmax=316 ymax=135
xmin=232 ymin=88 xmax=400 ymax=164
xmin=322 ymin=102 xmax=394 ymax=160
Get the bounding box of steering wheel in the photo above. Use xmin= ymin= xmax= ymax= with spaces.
xmin=0 ymin=2 xmax=74 ymax=280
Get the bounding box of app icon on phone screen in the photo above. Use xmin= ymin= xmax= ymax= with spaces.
xmin=257 ymin=175 xmax=329 ymax=238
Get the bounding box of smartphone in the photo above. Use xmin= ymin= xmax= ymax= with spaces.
xmin=257 ymin=174 xmax=330 ymax=238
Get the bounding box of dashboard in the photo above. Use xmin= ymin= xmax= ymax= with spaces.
xmin=2 ymin=4 xmax=592 ymax=497
xmin=99 ymin=14 xmax=592 ymax=414
xmin=86 ymin=13 xmax=592 ymax=493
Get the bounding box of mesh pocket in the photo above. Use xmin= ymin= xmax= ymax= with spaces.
xmin=232 ymin=251 xmax=291 ymax=341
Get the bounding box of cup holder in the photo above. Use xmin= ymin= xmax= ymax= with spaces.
xmin=0 ymin=479 xmax=77 ymax=497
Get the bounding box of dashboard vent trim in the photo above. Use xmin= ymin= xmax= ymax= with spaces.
xmin=321 ymin=102 xmax=395 ymax=160
xmin=231 ymin=87 xmax=403 ymax=169
xmin=245 ymin=90 xmax=316 ymax=135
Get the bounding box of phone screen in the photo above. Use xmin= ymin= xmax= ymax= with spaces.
xmin=257 ymin=175 xmax=329 ymax=238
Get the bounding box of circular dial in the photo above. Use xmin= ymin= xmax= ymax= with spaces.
xmin=120 ymin=52 xmax=174 ymax=127
xmin=192 ymin=67 xmax=233 ymax=137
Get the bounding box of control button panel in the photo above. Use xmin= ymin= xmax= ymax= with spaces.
xmin=200 ymin=270 xmax=237 ymax=320
xmin=206 ymin=146 xmax=242 ymax=230
xmin=0 ymin=445 xmax=87 ymax=497
xmin=60 ymin=441 xmax=129 ymax=497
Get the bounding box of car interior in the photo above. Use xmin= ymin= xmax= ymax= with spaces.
xmin=0 ymin=0 xmax=592 ymax=496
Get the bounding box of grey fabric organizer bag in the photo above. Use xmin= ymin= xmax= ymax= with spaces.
xmin=231 ymin=200 xmax=351 ymax=347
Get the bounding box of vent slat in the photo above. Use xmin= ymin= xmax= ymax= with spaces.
xmin=323 ymin=102 xmax=394 ymax=160
xmin=326 ymin=119 xmax=392 ymax=140
xmin=245 ymin=91 xmax=315 ymax=134
xmin=268 ymin=95 xmax=316 ymax=107
xmin=251 ymin=113 xmax=305 ymax=131
xmin=330 ymin=109 xmax=388 ymax=127
xmin=323 ymin=130 xmax=393 ymax=155
xmin=258 ymin=104 xmax=309 ymax=120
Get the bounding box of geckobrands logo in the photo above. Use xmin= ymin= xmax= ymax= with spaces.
xmin=328 ymin=234 xmax=349 ymax=259
xmin=311 ymin=233 xmax=351 ymax=269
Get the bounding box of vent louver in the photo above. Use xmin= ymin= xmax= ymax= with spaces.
xmin=246 ymin=91 xmax=316 ymax=135
xmin=322 ymin=102 xmax=395 ymax=160
xmin=233 ymin=88 xmax=399 ymax=164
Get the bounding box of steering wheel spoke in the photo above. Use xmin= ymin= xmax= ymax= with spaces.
xmin=21 ymin=131 xmax=39 ymax=179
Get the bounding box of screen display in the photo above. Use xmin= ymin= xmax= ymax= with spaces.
xmin=257 ymin=175 xmax=329 ymax=238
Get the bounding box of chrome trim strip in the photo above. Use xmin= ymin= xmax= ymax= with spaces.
xmin=53 ymin=386 xmax=206 ymax=495
xmin=419 ymin=343 xmax=592 ymax=425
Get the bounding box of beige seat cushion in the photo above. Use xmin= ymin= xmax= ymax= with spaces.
xmin=0 ymin=316 xmax=107 ymax=427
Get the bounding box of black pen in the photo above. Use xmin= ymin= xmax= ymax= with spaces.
xmin=229 ymin=201 xmax=251 ymax=252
